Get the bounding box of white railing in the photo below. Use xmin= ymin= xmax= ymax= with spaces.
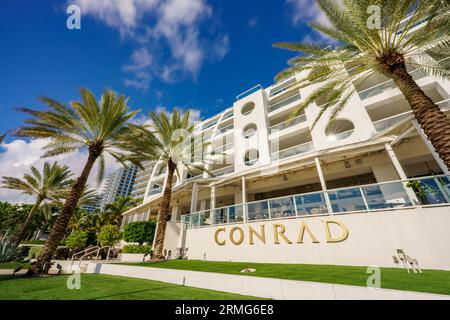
xmin=271 ymin=141 xmax=314 ymax=161
xmin=268 ymin=92 xmax=301 ymax=113
xmin=269 ymin=114 xmax=307 ymax=134
xmin=437 ymin=98 xmax=450 ymax=112
xmin=211 ymin=165 xmax=234 ymax=177
xmin=373 ymin=111 xmax=413 ymax=132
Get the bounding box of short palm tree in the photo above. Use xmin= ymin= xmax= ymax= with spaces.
xmin=1 ymin=162 xmax=72 ymax=245
xmin=16 ymin=88 xmax=140 ymax=272
xmin=122 ymin=108 xmax=208 ymax=259
xmin=274 ymin=0 xmax=450 ymax=168
xmin=102 ymin=196 xmax=136 ymax=226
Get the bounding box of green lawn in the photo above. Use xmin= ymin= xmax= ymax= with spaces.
xmin=0 ymin=274 xmax=262 ymax=300
xmin=127 ymin=260 xmax=450 ymax=296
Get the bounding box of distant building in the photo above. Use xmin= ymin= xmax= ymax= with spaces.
xmin=82 ymin=194 xmax=103 ymax=214
xmin=131 ymin=162 xmax=154 ymax=200
xmin=99 ymin=165 xmax=139 ymax=211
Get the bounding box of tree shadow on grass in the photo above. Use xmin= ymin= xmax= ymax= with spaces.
xmin=87 ymin=284 xmax=181 ymax=300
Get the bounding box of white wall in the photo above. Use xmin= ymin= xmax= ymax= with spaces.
xmin=181 ymin=206 xmax=450 ymax=270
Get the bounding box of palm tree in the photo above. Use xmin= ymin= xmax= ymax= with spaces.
xmin=16 ymin=88 xmax=140 ymax=272
xmin=1 ymin=162 xmax=72 ymax=245
xmin=274 ymin=0 xmax=450 ymax=168
xmin=122 ymin=108 xmax=208 ymax=259
xmin=0 ymin=132 xmax=6 ymax=143
xmin=102 ymin=196 xmax=136 ymax=226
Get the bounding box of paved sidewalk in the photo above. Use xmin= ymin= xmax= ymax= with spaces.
xmin=85 ymin=263 xmax=450 ymax=300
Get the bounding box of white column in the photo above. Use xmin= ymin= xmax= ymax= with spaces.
xmin=210 ymin=186 xmax=216 ymax=209
xmin=171 ymin=206 xmax=182 ymax=222
xmin=241 ymin=176 xmax=247 ymax=203
xmin=384 ymin=143 xmax=420 ymax=204
xmin=241 ymin=176 xmax=247 ymax=222
xmin=384 ymin=143 xmax=408 ymax=179
xmin=314 ymin=156 xmax=333 ymax=214
xmin=411 ymin=120 xmax=449 ymax=174
xmin=190 ymin=182 xmax=199 ymax=213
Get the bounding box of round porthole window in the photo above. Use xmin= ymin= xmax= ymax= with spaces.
xmin=241 ymin=102 xmax=255 ymax=115
xmin=243 ymin=123 xmax=257 ymax=139
xmin=325 ymin=119 xmax=355 ymax=141
xmin=244 ymin=149 xmax=259 ymax=166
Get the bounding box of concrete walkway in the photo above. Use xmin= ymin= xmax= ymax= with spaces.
xmin=84 ymin=263 xmax=450 ymax=300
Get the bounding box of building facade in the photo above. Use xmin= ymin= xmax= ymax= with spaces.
xmin=131 ymin=162 xmax=154 ymax=200
xmin=100 ymin=165 xmax=139 ymax=211
xmin=123 ymin=49 xmax=450 ymax=269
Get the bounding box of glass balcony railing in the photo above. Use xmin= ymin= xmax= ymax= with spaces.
xmin=372 ymin=111 xmax=413 ymax=132
xmin=271 ymin=141 xmax=314 ymax=161
xmin=358 ymin=68 xmax=427 ymax=100
xmin=148 ymin=187 xmax=162 ymax=196
xmin=210 ymin=165 xmax=234 ymax=177
xmin=217 ymin=124 xmax=234 ymax=136
xmin=236 ymin=84 xmax=263 ymax=101
xmin=437 ymin=98 xmax=450 ymax=112
xmin=182 ymin=175 xmax=450 ymax=228
xmin=269 ymin=114 xmax=307 ymax=134
xmin=268 ymin=92 xmax=301 ymax=113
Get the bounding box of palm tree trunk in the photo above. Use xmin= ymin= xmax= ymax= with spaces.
xmin=388 ymin=63 xmax=450 ymax=170
xmin=152 ymin=160 xmax=176 ymax=260
xmin=13 ymin=196 xmax=44 ymax=246
xmin=29 ymin=150 xmax=100 ymax=274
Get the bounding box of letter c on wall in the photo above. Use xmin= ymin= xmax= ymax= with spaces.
xmin=214 ymin=227 xmax=226 ymax=246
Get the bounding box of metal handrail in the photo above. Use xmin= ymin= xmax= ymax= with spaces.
xmin=71 ymin=246 xmax=100 ymax=262
xmin=77 ymin=246 xmax=112 ymax=269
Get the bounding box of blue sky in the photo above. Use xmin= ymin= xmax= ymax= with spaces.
xmin=0 ymin=0 xmax=327 ymax=201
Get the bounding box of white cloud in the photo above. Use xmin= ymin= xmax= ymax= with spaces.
xmin=72 ymin=0 xmax=229 ymax=88
xmin=286 ymin=0 xmax=331 ymax=27
xmin=0 ymin=139 xmax=120 ymax=203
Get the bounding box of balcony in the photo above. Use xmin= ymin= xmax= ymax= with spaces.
xmin=236 ymin=84 xmax=263 ymax=101
xmin=357 ymin=68 xmax=427 ymax=100
xmin=182 ymin=175 xmax=450 ymax=228
xmin=268 ymin=92 xmax=301 ymax=113
xmin=148 ymin=187 xmax=162 ymax=196
xmin=271 ymin=141 xmax=314 ymax=161
xmin=210 ymin=165 xmax=234 ymax=177
xmin=438 ymin=98 xmax=450 ymax=112
xmin=372 ymin=111 xmax=413 ymax=132
xmin=269 ymin=114 xmax=307 ymax=134
xmin=216 ymin=124 xmax=234 ymax=136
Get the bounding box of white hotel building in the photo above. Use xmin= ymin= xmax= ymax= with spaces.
xmin=123 ymin=52 xmax=450 ymax=270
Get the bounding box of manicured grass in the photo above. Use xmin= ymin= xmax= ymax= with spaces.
xmin=0 ymin=274 xmax=263 ymax=300
xmin=128 ymin=260 xmax=450 ymax=296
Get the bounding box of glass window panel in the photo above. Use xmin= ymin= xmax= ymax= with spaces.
xmin=413 ymin=178 xmax=449 ymax=205
xmin=362 ymin=182 xmax=412 ymax=209
xmin=269 ymin=197 xmax=296 ymax=218
xmin=190 ymin=213 xmax=200 ymax=227
xmin=329 ymin=188 xmax=367 ymax=213
xmin=213 ymin=208 xmax=228 ymax=224
xmin=247 ymin=201 xmax=270 ymax=221
xmin=228 ymin=205 xmax=244 ymax=223
xmin=295 ymin=193 xmax=328 ymax=215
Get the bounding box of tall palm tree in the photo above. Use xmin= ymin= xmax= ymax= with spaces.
xmin=16 ymin=88 xmax=140 ymax=272
xmin=1 ymin=162 xmax=72 ymax=245
xmin=122 ymin=108 xmax=208 ymax=259
xmin=274 ymin=0 xmax=450 ymax=168
xmin=102 ymin=196 xmax=136 ymax=226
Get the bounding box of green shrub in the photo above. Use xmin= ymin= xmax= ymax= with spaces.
xmin=20 ymin=240 xmax=46 ymax=245
xmin=0 ymin=240 xmax=21 ymax=263
xmin=97 ymin=225 xmax=122 ymax=247
xmin=65 ymin=231 xmax=88 ymax=250
xmin=27 ymin=247 xmax=43 ymax=259
xmin=123 ymin=221 xmax=156 ymax=245
xmin=122 ymin=245 xmax=152 ymax=254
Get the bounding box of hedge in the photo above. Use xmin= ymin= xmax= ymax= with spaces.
xmin=123 ymin=220 xmax=156 ymax=245
xmin=122 ymin=245 xmax=152 ymax=254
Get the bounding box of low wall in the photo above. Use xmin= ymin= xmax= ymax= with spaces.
xmin=182 ymin=206 xmax=450 ymax=270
